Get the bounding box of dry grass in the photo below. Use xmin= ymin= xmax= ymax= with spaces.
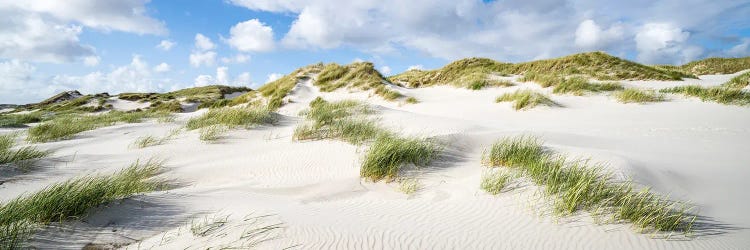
xmin=660 ymin=85 xmax=750 ymax=106
xmin=27 ymin=111 xmax=169 ymax=143
xmin=293 ymin=98 xmax=386 ymax=145
xmin=723 ymin=71 xmax=750 ymax=89
xmin=615 ymin=89 xmax=666 ymax=103
xmin=186 ymin=106 xmax=276 ymax=130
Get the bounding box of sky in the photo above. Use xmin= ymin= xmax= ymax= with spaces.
xmin=1 ymin=0 xmax=749 ymax=104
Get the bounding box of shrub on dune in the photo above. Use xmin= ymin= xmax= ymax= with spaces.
xmin=495 ymin=90 xmax=559 ymax=110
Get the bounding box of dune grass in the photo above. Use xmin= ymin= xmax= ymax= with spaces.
xmin=722 ymin=71 xmax=750 ymax=89
xmin=495 ymin=90 xmax=559 ymax=110
xmin=388 ymin=58 xmax=512 ymax=88
xmin=0 ymin=133 xmax=50 ymax=169
xmin=399 ymin=178 xmax=421 ymax=195
xmin=360 ymin=135 xmax=440 ymax=182
xmin=186 ymin=106 xmax=276 ymax=130
xmin=0 ymin=159 xmax=166 ymax=248
xmin=199 ymin=125 xmax=228 ymax=143
xmin=660 ymin=85 xmax=750 ymax=106
xmin=480 ymin=171 xmax=515 ymax=195
xmin=482 ymin=135 xmax=696 ymax=233
xmin=675 ymin=56 xmax=750 ymax=75
xmin=27 ymin=111 xmax=169 ymax=143
xmin=257 ymin=63 xmax=322 ymax=109
xmin=314 ymin=62 xmax=411 ymax=101
xmin=132 ymin=128 xmax=181 ymax=148
xmin=615 ymin=89 xmax=666 ymax=104
xmin=552 ymin=77 xmax=623 ymax=95
xmin=405 ymin=97 xmax=420 ymax=104
xmin=294 ymin=98 xmax=387 ymax=145
xmin=0 ymin=112 xmax=44 ymax=128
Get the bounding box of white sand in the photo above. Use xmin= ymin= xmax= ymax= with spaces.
xmin=2 ymin=74 xmax=749 ymax=249
xmin=109 ymin=97 xmax=150 ymax=111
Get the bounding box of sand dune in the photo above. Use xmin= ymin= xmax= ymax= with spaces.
xmin=1 ymin=72 xmax=749 ymax=249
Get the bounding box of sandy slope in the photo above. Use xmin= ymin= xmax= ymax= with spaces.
xmin=1 ymin=73 xmax=749 ymax=249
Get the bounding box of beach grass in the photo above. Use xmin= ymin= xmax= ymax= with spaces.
xmin=552 ymin=77 xmax=623 ymax=95
xmin=27 ymin=111 xmax=168 ymax=143
xmin=0 ymin=133 xmax=50 ymax=169
xmin=186 ymin=106 xmax=276 ymax=130
xmin=399 ymin=178 xmax=421 ymax=195
xmin=132 ymin=129 xmax=181 ymax=148
xmin=660 ymin=85 xmax=750 ymax=106
xmin=0 ymin=159 xmax=166 ymax=248
xmin=675 ymin=56 xmax=750 ymax=75
xmin=0 ymin=112 xmax=44 ymax=128
xmin=480 ymin=171 xmax=514 ymax=195
xmin=294 ymin=98 xmax=387 ymax=145
xmin=495 ymin=90 xmax=559 ymax=110
xmin=360 ymin=135 xmax=440 ymax=182
xmin=482 ymin=135 xmax=696 ymax=233
xmin=722 ymin=71 xmax=750 ymax=89
xmin=615 ymin=89 xmax=665 ymax=103
xmin=405 ymin=97 xmax=420 ymax=104
xmin=199 ymin=125 xmax=227 ymax=142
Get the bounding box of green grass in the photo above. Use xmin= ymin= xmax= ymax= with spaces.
xmin=482 ymin=135 xmax=696 ymax=233
xmin=615 ymin=89 xmax=666 ymax=104
xmin=314 ymin=62 xmax=410 ymax=101
xmin=722 ymin=71 xmax=750 ymax=89
xmin=552 ymin=77 xmax=623 ymax=95
xmin=0 ymin=133 xmax=50 ymax=169
xmin=480 ymin=171 xmax=514 ymax=195
xmin=0 ymin=159 xmax=166 ymax=248
xmin=405 ymin=97 xmax=420 ymax=104
xmin=293 ymin=98 xmax=386 ymax=145
xmin=388 ymin=58 xmax=512 ymax=88
xmin=185 ymin=106 xmax=276 ymax=130
xmin=27 ymin=111 xmax=168 ymax=143
xmin=199 ymin=125 xmax=227 ymax=142
xmin=132 ymin=129 xmax=181 ymax=148
xmin=360 ymin=135 xmax=440 ymax=182
xmin=674 ymin=56 xmax=750 ymax=75
xmin=660 ymin=85 xmax=750 ymax=106
xmin=495 ymin=90 xmax=559 ymax=110
xmin=0 ymin=112 xmax=44 ymax=128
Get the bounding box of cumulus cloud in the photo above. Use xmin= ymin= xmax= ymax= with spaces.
xmin=635 ymin=23 xmax=702 ymax=64
xmin=226 ymin=19 xmax=274 ymax=52
xmin=574 ymin=19 xmax=625 ymax=50
xmin=83 ymin=56 xmax=100 ymax=66
xmin=221 ymin=54 xmax=251 ymax=64
xmin=234 ymin=0 xmax=750 ymax=63
xmin=194 ymin=67 xmax=253 ymax=87
xmin=727 ymin=38 xmax=750 ymax=57
xmin=190 ymin=34 xmax=217 ymax=67
xmin=157 ymin=40 xmax=175 ymax=51
xmin=0 ymin=0 xmax=166 ymax=63
xmin=153 ymin=62 xmax=170 ymax=72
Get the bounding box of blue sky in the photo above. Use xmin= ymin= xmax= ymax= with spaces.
xmin=1 ymin=0 xmax=749 ymax=104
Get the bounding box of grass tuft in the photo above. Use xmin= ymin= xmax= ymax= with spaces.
xmin=405 ymin=97 xmax=420 ymax=104
xmin=294 ymin=98 xmax=387 ymax=145
xmin=615 ymin=89 xmax=665 ymax=103
xmin=482 ymin=135 xmax=696 ymax=233
xmin=27 ymin=111 xmax=169 ymax=143
xmin=360 ymin=135 xmax=440 ymax=182
xmin=199 ymin=125 xmax=227 ymax=142
xmin=552 ymin=77 xmax=623 ymax=95
xmin=495 ymin=90 xmax=559 ymax=110
xmin=0 ymin=159 xmax=166 ymax=248
xmin=660 ymin=85 xmax=750 ymax=106
xmin=0 ymin=133 xmax=50 ymax=169
xmin=480 ymin=171 xmax=515 ymax=195
xmin=398 ymin=178 xmax=421 ymax=195
xmin=186 ymin=106 xmax=275 ymax=130
xmin=722 ymin=71 xmax=750 ymax=89
xmin=0 ymin=112 xmax=44 ymax=128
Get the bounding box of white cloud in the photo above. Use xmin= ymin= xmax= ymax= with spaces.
xmin=190 ymin=51 xmax=216 ymax=67
xmin=265 ymin=73 xmax=283 ymax=83
xmin=407 ymin=65 xmax=424 ymax=71
xmin=195 ymin=34 xmax=216 ymax=51
xmin=190 ymin=34 xmax=217 ymax=67
xmin=727 ymin=38 xmax=750 ymax=57
xmin=574 ymin=19 xmax=625 ymax=50
xmin=221 ymin=54 xmax=251 ymax=64
xmin=635 ymin=23 xmax=701 ymax=64
xmin=157 ymin=40 xmax=175 ymax=51
xmin=0 ymin=10 xmax=94 ymax=63
xmin=226 ymin=19 xmax=274 ymax=52
xmin=352 ymin=58 xmax=364 ymax=63
xmin=194 ymin=67 xmax=253 ymax=87
xmin=228 ymin=0 xmax=305 ymax=12
xmin=379 ymin=66 xmax=391 ymax=75
xmin=83 ymin=56 xmax=100 ymax=66
xmin=154 ymin=62 xmax=170 ymax=72
xmin=0 ymin=1 xmax=166 ymax=35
